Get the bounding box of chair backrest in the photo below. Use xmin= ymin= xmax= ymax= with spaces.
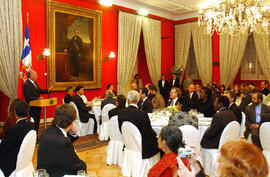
xmin=219 ymin=121 xmax=240 ymax=149
xmin=69 ymin=101 xmax=80 ymax=120
xmin=0 ymin=169 xmax=4 ymax=177
xmin=179 ymin=125 xmax=200 ymax=149
xmin=240 ymin=112 xmax=246 ymax=137
xmin=102 ymin=104 xmax=116 ymax=122
xmin=15 ymin=130 xmax=37 ymax=171
xmin=62 ymin=98 xmax=65 ymax=104
xmin=121 ymin=121 xmax=142 ymax=152
xmin=260 ymin=122 xmax=270 ymax=151
xmin=109 ymin=116 xmax=123 ymax=142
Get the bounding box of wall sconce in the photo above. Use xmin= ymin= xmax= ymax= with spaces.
xmin=98 ymin=0 xmax=112 ymax=6
xmin=103 ymin=51 xmax=115 ymax=62
xmin=138 ymin=9 xmax=149 ymax=16
xmin=37 ymin=48 xmax=51 ymax=60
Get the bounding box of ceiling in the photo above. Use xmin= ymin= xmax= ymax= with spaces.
xmin=113 ymin=0 xmax=202 ymax=21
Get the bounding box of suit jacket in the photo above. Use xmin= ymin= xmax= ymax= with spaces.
xmin=167 ymin=98 xmax=179 ymax=107
xmin=239 ymin=94 xmax=252 ymax=112
xmin=138 ymin=98 xmax=153 ymax=113
xmin=169 ymin=78 xmax=180 ymax=88
xmin=72 ymin=94 xmax=92 ymax=123
xmin=118 ymin=105 xmax=159 ymax=159
xmin=188 ymin=92 xmax=199 ymax=109
xmin=23 ymin=79 xmax=49 ymax=104
xmin=152 ymin=92 xmax=165 ymax=110
xmin=108 ymin=106 xmax=127 ymax=119
xmin=37 ymin=125 xmax=86 ymax=177
xmin=101 ymin=97 xmax=116 ymax=110
xmin=262 ymin=88 xmax=270 ymax=96
xmin=0 ymin=119 xmax=35 ymax=177
xmin=64 ymin=94 xmax=73 ymax=104
xmin=229 ymin=103 xmax=242 ymax=124
xmin=201 ymin=108 xmax=237 ymax=149
xmin=244 ymin=103 xmax=270 ymax=138
xmin=158 ymin=80 xmax=169 ymax=95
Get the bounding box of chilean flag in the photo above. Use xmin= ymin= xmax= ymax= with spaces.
xmin=20 ymin=24 xmax=32 ymax=82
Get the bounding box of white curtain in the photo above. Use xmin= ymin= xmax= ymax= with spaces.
xmin=220 ymin=32 xmax=248 ymax=87
xmin=253 ymin=33 xmax=270 ymax=84
xmin=0 ymin=0 xmax=22 ymax=99
xmin=142 ymin=17 xmax=161 ymax=86
xmin=117 ymin=12 xmax=142 ymax=94
xmin=191 ymin=23 xmax=212 ymax=86
xmin=175 ymin=23 xmax=192 ymax=70
xmin=175 ymin=23 xmax=192 ymax=82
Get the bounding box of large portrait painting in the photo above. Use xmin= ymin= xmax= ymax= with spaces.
xmin=46 ymin=0 xmax=101 ymax=91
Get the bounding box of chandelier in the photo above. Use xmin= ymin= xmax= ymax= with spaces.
xmin=198 ymin=0 xmax=270 ymax=36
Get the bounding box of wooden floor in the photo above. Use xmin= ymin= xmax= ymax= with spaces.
xmin=32 ymin=145 xmax=126 ymax=177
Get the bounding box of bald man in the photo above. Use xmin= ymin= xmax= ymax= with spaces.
xmin=23 ymin=70 xmax=53 ymax=134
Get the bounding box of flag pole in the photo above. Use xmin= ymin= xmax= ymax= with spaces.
xmin=27 ymin=12 xmax=29 ymax=24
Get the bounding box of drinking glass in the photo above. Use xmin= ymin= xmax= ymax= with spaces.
xmin=77 ymin=170 xmax=86 ymax=176
xmin=36 ymin=169 xmax=47 ymax=177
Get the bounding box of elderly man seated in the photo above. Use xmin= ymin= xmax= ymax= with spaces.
xmin=101 ymin=90 xmax=116 ymax=110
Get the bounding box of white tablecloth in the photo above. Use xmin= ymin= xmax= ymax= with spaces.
xmin=198 ymin=117 xmax=212 ymax=139
xmin=148 ymin=112 xmax=170 ymax=136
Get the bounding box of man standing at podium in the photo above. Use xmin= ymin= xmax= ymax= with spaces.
xmin=23 ymin=70 xmax=53 ymax=134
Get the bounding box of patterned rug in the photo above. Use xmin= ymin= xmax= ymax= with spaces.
xmin=73 ymin=134 xmax=109 ymax=152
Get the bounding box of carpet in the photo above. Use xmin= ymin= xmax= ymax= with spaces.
xmin=73 ymin=134 xmax=109 ymax=152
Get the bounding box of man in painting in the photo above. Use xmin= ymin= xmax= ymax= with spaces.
xmin=68 ymin=29 xmax=83 ymax=78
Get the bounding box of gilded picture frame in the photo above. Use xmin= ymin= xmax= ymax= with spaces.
xmin=46 ymin=0 xmax=101 ymax=91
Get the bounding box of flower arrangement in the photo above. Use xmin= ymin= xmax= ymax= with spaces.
xmin=166 ymin=106 xmax=178 ymax=114
xmin=171 ymin=65 xmax=184 ymax=77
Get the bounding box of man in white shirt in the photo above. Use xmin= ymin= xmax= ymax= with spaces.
xmin=167 ymin=87 xmax=180 ymax=106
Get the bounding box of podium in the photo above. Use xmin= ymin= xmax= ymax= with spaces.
xmin=29 ymin=98 xmax=58 ymax=128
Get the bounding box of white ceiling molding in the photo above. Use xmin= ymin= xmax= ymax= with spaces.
xmin=112 ymin=0 xmax=200 ymax=21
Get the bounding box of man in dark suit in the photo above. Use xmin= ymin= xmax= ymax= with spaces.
xmin=226 ymin=91 xmax=242 ymax=124
xmin=37 ymin=104 xmax=86 ymax=177
xmin=187 ymin=84 xmax=199 ymax=109
xmin=138 ymin=87 xmax=153 ymax=113
xmin=68 ymin=29 xmax=83 ymax=78
xmin=244 ymin=92 xmax=270 ymax=148
xmin=64 ymin=86 xmax=73 ymax=104
xmin=167 ymin=87 xmax=180 ymax=107
xmin=108 ymin=94 xmax=127 ymax=119
xmin=0 ymin=101 xmax=35 ymax=177
xmin=158 ymin=74 xmax=169 ymax=103
xmin=23 ymin=70 xmax=53 ymax=133
xmin=118 ymin=90 xmax=159 ymax=159
xmin=169 ymin=73 xmax=180 ymax=88
xmin=201 ymin=95 xmax=237 ymax=149
xmin=239 ymin=88 xmax=252 ymax=112
xmin=261 ymin=81 xmax=270 ymax=96
xmin=101 ymin=90 xmax=116 ymax=110
xmin=72 ymin=86 xmax=97 ymax=133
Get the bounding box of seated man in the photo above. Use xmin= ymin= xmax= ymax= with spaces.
xmin=64 ymin=86 xmax=73 ymax=104
xmin=72 ymin=85 xmax=97 ymax=133
xmin=0 ymin=101 xmax=35 ymax=177
xmin=108 ymin=94 xmax=127 ymax=119
xmin=149 ymin=85 xmax=165 ymax=110
xmin=138 ymin=87 xmax=153 ymax=113
xmin=101 ymin=90 xmax=116 ymax=110
xmin=167 ymin=87 xmax=180 ymax=107
xmin=118 ymin=90 xmax=159 ymax=159
xmin=37 ymin=104 xmax=86 ymax=177
xmin=201 ymin=95 xmax=237 ymax=149
xmin=225 ymin=91 xmax=242 ymax=124
xmin=244 ymin=91 xmax=270 ymax=148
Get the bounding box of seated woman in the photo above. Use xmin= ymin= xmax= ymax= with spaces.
xmin=148 ymin=126 xmax=188 ymax=177
xmin=0 ymin=98 xmax=24 ymax=139
xmin=0 ymin=101 xmax=35 ymax=177
xmin=196 ymin=87 xmax=215 ymax=117
xmin=169 ymin=99 xmax=198 ymax=128
xmin=178 ymin=140 xmax=268 ymax=177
